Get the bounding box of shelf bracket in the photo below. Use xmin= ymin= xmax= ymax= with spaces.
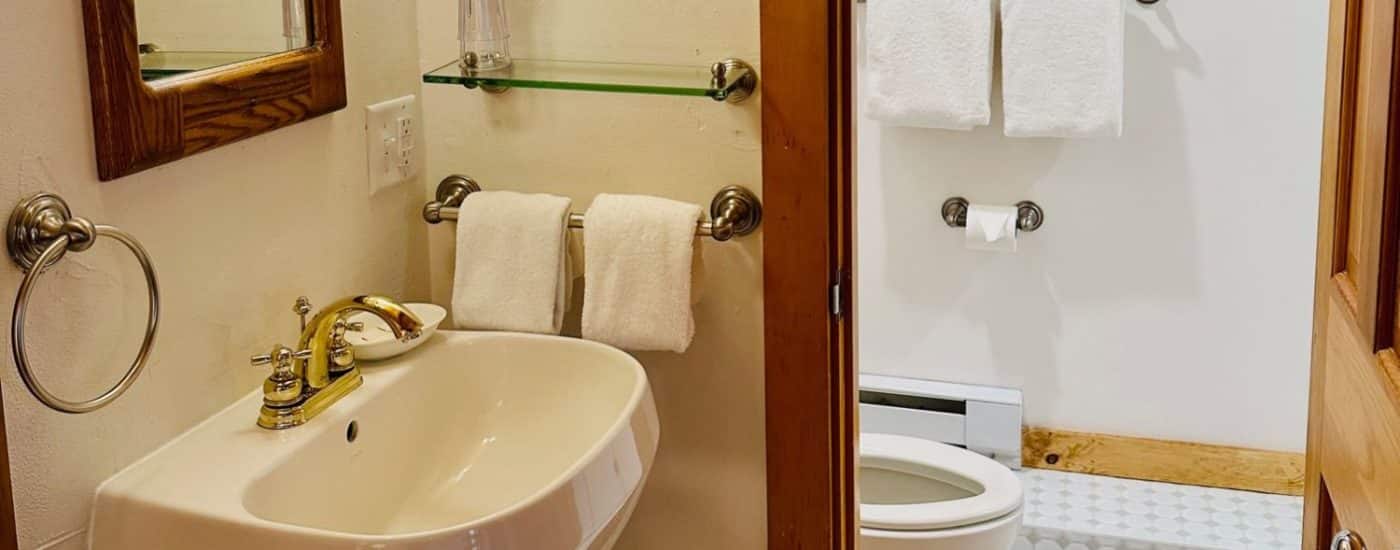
xmin=711 ymin=58 xmax=758 ymax=104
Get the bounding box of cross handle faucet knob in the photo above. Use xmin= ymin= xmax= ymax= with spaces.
xmin=250 ymin=345 xmax=312 ymax=370
xmin=293 ymin=296 xmax=313 ymax=332
xmin=249 ymin=345 xmax=311 ymax=408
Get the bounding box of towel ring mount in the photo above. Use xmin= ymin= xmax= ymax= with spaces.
xmin=6 ymin=192 xmax=160 ymax=414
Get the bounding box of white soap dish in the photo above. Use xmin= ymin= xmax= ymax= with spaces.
xmin=346 ymin=302 xmax=446 ymax=361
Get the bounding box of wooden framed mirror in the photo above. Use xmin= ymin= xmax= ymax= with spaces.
xmin=81 ymin=0 xmax=346 ymax=181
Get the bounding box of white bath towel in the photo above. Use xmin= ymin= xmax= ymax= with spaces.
xmin=1001 ymin=0 xmax=1124 ymax=138
xmin=452 ymin=191 xmax=573 ymax=334
xmin=865 ymin=0 xmax=994 ymax=130
xmin=582 ymin=194 xmax=704 ymax=353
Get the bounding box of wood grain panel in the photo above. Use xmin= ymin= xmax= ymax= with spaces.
xmin=1318 ymin=299 xmax=1400 ymax=549
xmin=1342 ymin=0 xmax=1400 ymax=349
xmin=81 ymin=0 xmax=346 ymax=180
xmin=1022 ymin=427 xmax=1305 ymax=496
xmin=761 ymin=0 xmax=856 ymax=547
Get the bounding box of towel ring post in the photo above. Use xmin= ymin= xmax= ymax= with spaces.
xmin=7 ymin=192 xmax=160 ymax=414
xmin=423 ymin=174 xmax=764 ymax=242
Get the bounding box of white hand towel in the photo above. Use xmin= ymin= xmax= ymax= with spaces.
xmin=1001 ymin=0 xmax=1124 ymax=138
xmin=452 ymin=191 xmax=573 ymax=334
xmin=582 ymin=194 xmax=704 ymax=353
xmin=865 ymin=0 xmax=994 ymax=130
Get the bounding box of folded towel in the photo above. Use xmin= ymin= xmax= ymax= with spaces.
xmin=865 ymin=0 xmax=994 ymax=130
xmin=1001 ymin=0 xmax=1124 ymax=138
xmin=452 ymin=191 xmax=573 ymax=334
xmin=582 ymin=194 xmax=704 ymax=353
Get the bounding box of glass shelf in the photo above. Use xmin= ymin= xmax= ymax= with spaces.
xmin=423 ymin=58 xmax=756 ymax=103
xmin=140 ymin=51 xmax=275 ymax=81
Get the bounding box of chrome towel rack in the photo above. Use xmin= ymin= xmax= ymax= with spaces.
xmin=7 ymin=192 xmax=159 ymax=414
xmin=423 ymin=175 xmax=764 ymax=242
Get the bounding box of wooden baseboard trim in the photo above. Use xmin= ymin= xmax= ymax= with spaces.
xmin=1022 ymin=427 xmax=1306 ymax=496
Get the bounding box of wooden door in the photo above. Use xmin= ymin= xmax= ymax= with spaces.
xmin=1305 ymin=0 xmax=1400 ymax=548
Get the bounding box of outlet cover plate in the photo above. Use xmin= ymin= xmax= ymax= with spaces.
xmin=365 ymin=94 xmax=418 ymax=194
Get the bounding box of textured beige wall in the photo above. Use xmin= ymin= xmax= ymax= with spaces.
xmin=416 ymin=2 xmax=767 ymax=548
xmin=0 ymin=2 xmax=428 ymax=548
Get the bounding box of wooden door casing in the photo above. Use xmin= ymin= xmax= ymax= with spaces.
xmin=1305 ymin=0 xmax=1400 ymax=548
xmin=760 ymin=0 xmax=857 ymax=547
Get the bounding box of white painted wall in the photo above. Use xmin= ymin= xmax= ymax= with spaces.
xmin=856 ymin=2 xmax=1327 ymax=452
xmin=415 ymin=2 xmax=766 ymax=548
xmin=0 ymin=2 xmax=427 ymax=548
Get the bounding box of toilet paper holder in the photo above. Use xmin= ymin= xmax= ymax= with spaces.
xmin=941 ymin=197 xmax=1044 ymax=233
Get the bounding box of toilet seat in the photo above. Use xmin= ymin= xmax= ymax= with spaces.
xmin=860 ymin=433 xmax=1023 ymax=531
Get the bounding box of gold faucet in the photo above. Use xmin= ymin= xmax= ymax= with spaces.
xmin=249 ymin=295 xmax=424 ymax=429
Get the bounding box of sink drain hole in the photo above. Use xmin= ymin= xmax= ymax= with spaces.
xmin=346 ymin=420 xmax=359 ymax=443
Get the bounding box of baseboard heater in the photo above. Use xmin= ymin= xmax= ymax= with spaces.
xmin=859 ymin=374 xmax=1024 ymax=470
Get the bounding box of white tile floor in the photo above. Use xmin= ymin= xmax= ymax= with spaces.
xmin=1016 ymin=468 xmax=1304 ymax=550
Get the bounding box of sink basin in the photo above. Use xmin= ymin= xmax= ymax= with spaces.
xmin=89 ymin=331 xmax=659 ymax=550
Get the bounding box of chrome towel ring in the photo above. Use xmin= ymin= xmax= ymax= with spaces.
xmin=7 ymin=193 xmax=159 ymax=414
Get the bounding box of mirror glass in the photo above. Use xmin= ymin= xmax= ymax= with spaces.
xmin=135 ymin=0 xmax=310 ymax=81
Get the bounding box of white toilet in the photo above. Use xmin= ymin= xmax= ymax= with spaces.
xmin=859 ymin=375 xmax=1025 ymax=550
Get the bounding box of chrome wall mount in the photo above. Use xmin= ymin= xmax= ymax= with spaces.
xmin=424 ymin=174 xmax=764 ymax=242
xmin=7 ymin=192 xmax=160 ymax=414
xmin=710 ymin=58 xmax=758 ymax=104
xmin=941 ymin=197 xmax=1045 ymax=233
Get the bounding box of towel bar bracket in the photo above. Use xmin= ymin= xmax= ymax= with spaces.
xmin=710 ymin=186 xmax=762 ymax=241
xmin=423 ymin=174 xmax=764 ymax=242
xmin=423 ymin=175 xmax=480 ymax=224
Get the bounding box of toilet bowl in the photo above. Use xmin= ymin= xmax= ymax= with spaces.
xmin=860 ymin=432 xmax=1023 ymax=550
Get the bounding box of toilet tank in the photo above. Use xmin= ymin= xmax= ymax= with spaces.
xmin=859 ymin=374 xmax=1023 ymax=470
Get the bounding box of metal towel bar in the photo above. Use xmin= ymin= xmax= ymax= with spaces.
xmin=423 ymin=175 xmax=763 ymax=242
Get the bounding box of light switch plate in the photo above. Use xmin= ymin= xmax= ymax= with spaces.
xmin=365 ymin=94 xmax=418 ymax=194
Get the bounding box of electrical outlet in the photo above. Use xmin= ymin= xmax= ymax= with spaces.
xmin=365 ymin=95 xmax=418 ymax=194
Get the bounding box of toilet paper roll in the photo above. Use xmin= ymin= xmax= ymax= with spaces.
xmin=965 ymin=204 xmax=1019 ymax=253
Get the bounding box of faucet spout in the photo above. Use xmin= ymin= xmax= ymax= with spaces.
xmin=296 ymin=295 xmax=424 ymax=390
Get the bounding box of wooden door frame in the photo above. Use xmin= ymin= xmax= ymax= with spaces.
xmin=0 ymin=391 xmax=13 ymax=550
xmin=761 ymin=0 xmax=857 ymax=547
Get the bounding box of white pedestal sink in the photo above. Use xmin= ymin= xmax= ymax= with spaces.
xmin=89 ymin=331 xmax=659 ymax=550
